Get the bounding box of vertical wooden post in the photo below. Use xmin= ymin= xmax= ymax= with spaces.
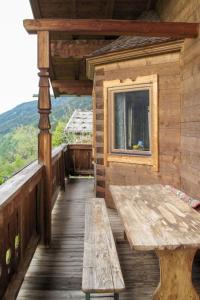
xmin=60 ymin=151 xmax=66 ymax=191
xmin=37 ymin=31 xmax=52 ymax=245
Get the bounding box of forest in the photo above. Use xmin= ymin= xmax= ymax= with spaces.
xmin=0 ymin=96 xmax=92 ymax=184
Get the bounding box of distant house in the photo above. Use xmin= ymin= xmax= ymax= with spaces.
xmin=65 ymin=110 xmax=92 ymax=143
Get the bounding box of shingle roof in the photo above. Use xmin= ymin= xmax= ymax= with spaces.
xmin=90 ymin=36 xmax=175 ymax=57
xmin=65 ymin=110 xmax=92 ymax=134
xmin=88 ymin=10 xmax=177 ymax=57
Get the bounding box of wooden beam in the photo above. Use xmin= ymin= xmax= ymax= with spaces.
xmin=146 ymin=0 xmax=157 ymax=10
xmin=29 ymin=0 xmax=42 ymax=18
xmin=52 ymin=79 xmax=93 ymax=96
xmin=105 ymin=0 xmax=115 ymax=18
xmin=24 ymin=19 xmax=199 ymax=38
xmin=51 ymin=40 xmax=112 ymax=59
xmin=29 ymin=1 xmax=56 ymax=83
xmin=71 ymin=0 xmax=76 ymax=18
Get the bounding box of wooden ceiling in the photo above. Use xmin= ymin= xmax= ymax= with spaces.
xmin=30 ymin=0 xmax=157 ymax=20
xmin=29 ymin=0 xmax=158 ymax=96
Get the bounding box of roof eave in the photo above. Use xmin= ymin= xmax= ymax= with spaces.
xmin=86 ymin=39 xmax=184 ymax=80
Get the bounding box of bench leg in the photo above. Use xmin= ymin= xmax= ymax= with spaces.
xmin=114 ymin=294 xmax=119 ymax=300
xmin=85 ymin=293 xmax=90 ymax=300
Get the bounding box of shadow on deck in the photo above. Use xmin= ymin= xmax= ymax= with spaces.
xmin=17 ymin=178 xmax=200 ymax=300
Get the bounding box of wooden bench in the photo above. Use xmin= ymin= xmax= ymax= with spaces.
xmin=82 ymin=198 xmax=125 ymax=300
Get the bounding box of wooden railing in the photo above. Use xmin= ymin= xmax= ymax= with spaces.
xmin=51 ymin=145 xmax=67 ymax=208
xmin=67 ymin=144 xmax=93 ymax=176
xmin=0 ymin=145 xmax=67 ymax=299
xmin=0 ymin=143 xmax=93 ymax=298
xmin=0 ymin=162 xmax=44 ymax=298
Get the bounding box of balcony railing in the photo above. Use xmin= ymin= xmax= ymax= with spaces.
xmin=0 ymin=144 xmax=93 ymax=298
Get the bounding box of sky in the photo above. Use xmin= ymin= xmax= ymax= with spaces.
xmin=0 ymin=1 xmax=39 ymax=114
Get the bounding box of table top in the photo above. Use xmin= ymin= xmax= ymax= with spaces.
xmin=110 ymin=184 xmax=200 ymax=251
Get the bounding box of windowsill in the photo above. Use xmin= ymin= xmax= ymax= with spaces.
xmin=111 ymin=150 xmax=151 ymax=156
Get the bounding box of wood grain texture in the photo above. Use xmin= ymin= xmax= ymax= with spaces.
xmin=110 ymin=184 xmax=200 ymax=251
xmin=37 ymin=31 xmax=52 ymax=245
xmin=110 ymin=183 xmax=200 ymax=299
xmin=51 ymin=40 xmax=111 ymax=59
xmin=82 ymin=198 xmax=125 ymax=293
xmin=16 ymin=178 xmax=200 ymax=300
xmin=51 ymin=80 xmax=93 ymax=96
xmin=67 ymin=144 xmax=93 ymax=176
xmin=23 ymin=19 xmax=199 ymax=38
xmin=154 ymin=248 xmax=199 ymax=300
xmin=100 ymin=52 xmax=181 ymax=206
xmin=157 ymin=0 xmax=200 ymax=200
xmin=29 ymin=0 xmax=157 ymax=21
xmin=0 ymin=163 xmax=43 ymax=298
xmin=38 ymin=31 xmax=49 ymax=69
xmin=94 ymin=69 xmax=106 ymax=199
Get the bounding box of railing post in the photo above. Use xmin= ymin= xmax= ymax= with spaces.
xmin=37 ymin=31 xmax=52 ymax=245
xmin=60 ymin=148 xmax=66 ymax=191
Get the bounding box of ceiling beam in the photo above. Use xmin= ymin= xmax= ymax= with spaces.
xmin=29 ymin=0 xmax=42 ymax=18
xmin=29 ymin=1 xmax=56 ymax=83
xmin=24 ymin=19 xmax=199 ymax=38
xmin=51 ymin=40 xmax=112 ymax=58
xmin=52 ymin=80 xmax=93 ymax=96
xmin=105 ymin=0 xmax=115 ymax=19
xmin=146 ymin=0 xmax=157 ymax=10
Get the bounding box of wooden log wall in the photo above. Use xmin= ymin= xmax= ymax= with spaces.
xmin=156 ymin=0 xmax=200 ymax=200
xmin=93 ymin=69 xmax=106 ymax=198
xmin=93 ymin=52 xmax=181 ymax=207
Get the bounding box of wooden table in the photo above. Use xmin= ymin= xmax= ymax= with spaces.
xmin=110 ymin=184 xmax=200 ymax=300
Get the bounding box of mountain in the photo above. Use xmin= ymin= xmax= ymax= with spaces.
xmin=0 ymin=96 xmax=92 ymax=135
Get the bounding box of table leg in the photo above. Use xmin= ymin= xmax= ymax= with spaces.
xmin=154 ymin=248 xmax=199 ymax=300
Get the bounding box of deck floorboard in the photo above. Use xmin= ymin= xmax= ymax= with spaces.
xmin=17 ymin=178 xmax=200 ymax=300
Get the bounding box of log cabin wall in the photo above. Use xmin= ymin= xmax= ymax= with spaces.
xmin=157 ymin=0 xmax=200 ymax=200
xmin=94 ymin=68 xmax=106 ymax=198
xmin=93 ymin=52 xmax=181 ymax=207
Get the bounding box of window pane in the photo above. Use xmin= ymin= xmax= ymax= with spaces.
xmin=114 ymin=90 xmax=150 ymax=152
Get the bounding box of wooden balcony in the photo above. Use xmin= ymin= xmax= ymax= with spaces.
xmin=1 ymin=144 xmax=200 ymax=299
xmin=0 ymin=144 xmax=92 ymax=299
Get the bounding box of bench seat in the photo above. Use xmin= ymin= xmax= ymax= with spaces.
xmin=82 ymin=198 xmax=125 ymax=299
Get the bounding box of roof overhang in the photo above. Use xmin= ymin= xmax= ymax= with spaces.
xmin=86 ymin=39 xmax=184 ymax=79
xmin=25 ymin=0 xmax=199 ymax=97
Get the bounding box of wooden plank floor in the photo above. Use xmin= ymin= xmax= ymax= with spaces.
xmin=17 ymin=178 xmax=200 ymax=300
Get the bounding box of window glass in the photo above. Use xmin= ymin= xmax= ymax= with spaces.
xmin=114 ymin=90 xmax=150 ymax=153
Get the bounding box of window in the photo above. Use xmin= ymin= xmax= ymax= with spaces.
xmin=103 ymin=75 xmax=158 ymax=170
xmin=113 ymin=90 xmax=150 ymax=155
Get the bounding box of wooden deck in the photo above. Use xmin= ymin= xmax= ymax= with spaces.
xmin=17 ymin=178 xmax=200 ymax=300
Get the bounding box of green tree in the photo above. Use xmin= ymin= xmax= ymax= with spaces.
xmin=0 ymin=125 xmax=38 ymax=184
xmin=52 ymin=121 xmax=66 ymax=146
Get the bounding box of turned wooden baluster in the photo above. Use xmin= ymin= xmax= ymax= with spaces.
xmin=37 ymin=31 xmax=52 ymax=245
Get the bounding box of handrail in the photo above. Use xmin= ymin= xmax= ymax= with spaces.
xmin=0 ymin=144 xmax=67 ymax=299
xmin=0 ymin=162 xmax=44 ymax=209
xmin=52 ymin=144 xmax=67 ymax=160
xmin=0 ymin=161 xmax=44 ymax=298
xmin=0 ymin=143 xmax=93 ymax=298
xmin=0 ymin=144 xmax=68 ymax=208
xmin=67 ymin=143 xmax=92 ymax=150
